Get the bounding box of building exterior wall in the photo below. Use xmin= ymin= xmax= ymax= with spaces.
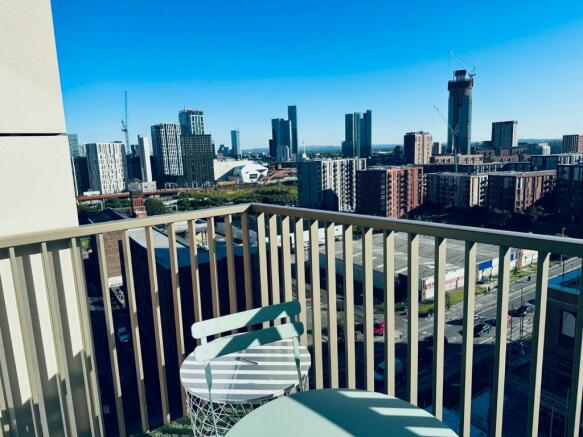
xmin=486 ymin=171 xmax=556 ymax=212
xmin=404 ymin=131 xmax=432 ymax=165
xmin=557 ymin=164 xmax=583 ymax=221
xmin=430 ymin=154 xmax=484 ymax=165
xmin=86 ymin=142 xmax=127 ymax=194
xmin=562 ymin=134 xmax=583 ymax=153
xmin=181 ymin=134 xmax=215 ymax=187
xmin=491 ymin=120 xmax=518 ymax=150
xmin=531 ymin=153 xmax=583 ymax=171
xmin=136 ymin=134 xmax=153 ymax=182
xmin=425 ymin=172 xmax=488 ymax=208
xmin=151 ymin=123 xmax=183 ymax=183
xmin=298 ymin=158 xmax=366 ymax=212
xmin=230 ymin=129 xmax=241 ymax=158
xmin=356 ymin=166 xmax=423 ymax=218
xmin=178 ymin=109 xmax=205 ymax=135
xmin=447 ymin=70 xmax=473 ymax=154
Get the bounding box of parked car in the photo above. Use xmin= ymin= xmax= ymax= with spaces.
xmin=474 ymin=322 xmax=492 ymax=337
xmin=474 ymin=314 xmax=486 ymax=323
xmin=374 ymin=359 xmax=404 ymax=382
xmin=373 ymin=320 xmax=385 ymax=336
xmin=116 ymin=326 xmax=130 ymax=343
xmin=422 ymin=335 xmax=449 ymax=345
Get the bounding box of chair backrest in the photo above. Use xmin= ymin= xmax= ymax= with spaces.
xmin=191 ymin=300 xmax=301 ymax=340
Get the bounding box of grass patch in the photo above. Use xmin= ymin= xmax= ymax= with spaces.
xmin=141 ymin=417 xmax=192 ymax=436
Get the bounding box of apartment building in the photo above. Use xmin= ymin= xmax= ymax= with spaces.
xmin=430 ymin=154 xmax=484 ymax=165
xmin=86 ymin=142 xmax=127 ymax=194
xmin=404 ymin=131 xmax=432 ymax=165
xmin=531 ymin=153 xmax=583 ymax=171
xmin=562 ymin=134 xmax=583 ymax=153
xmin=356 ymin=166 xmax=423 ymax=218
xmin=486 ymin=170 xmax=556 ymax=212
xmin=425 ymin=172 xmax=488 ymax=208
xmin=557 ymin=164 xmax=583 ymax=222
xmin=298 ymin=158 xmax=366 ymax=212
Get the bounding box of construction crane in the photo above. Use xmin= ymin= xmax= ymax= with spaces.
xmin=121 ymin=91 xmax=130 ymax=153
xmin=448 ymin=50 xmax=476 ymax=78
xmin=433 ymin=104 xmax=460 ymax=172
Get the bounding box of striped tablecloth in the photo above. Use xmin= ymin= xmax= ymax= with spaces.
xmin=180 ymin=339 xmax=311 ymax=403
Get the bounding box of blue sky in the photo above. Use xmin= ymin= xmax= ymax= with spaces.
xmin=52 ymin=0 xmax=583 ymax=148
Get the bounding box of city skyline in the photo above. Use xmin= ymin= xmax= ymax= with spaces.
xmin=52 ymin=1 xmax=583 ymax=147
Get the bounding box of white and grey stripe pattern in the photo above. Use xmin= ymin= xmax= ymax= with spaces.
xmin=180 ymin=339 xmax=311 ymax=402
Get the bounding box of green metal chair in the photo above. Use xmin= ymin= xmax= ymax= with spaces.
xmin=190 ymin=300 xmax=306 ymax=436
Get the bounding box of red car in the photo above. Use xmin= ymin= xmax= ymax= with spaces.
xmin=373 ymin=320 xmax=385 ymax=336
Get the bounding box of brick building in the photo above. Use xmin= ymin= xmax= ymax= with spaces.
xmin=486 ymin=170 xmax=556 ymax=212
xmin=356 ymin=166 xmax=423 ymax=218
xmin=430 ymin=154 xmax=483 ymax=165
xmin=404 ymin=131 xmax=432 ymax=165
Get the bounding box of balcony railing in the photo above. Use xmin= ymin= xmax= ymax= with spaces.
xmin=0 ymin=203 xmax=582 ymax=436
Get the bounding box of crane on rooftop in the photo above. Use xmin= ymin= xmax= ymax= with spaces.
xmin=121 ymin=91 xmax=130 ymax=153
xmin=433 ymin=104 xmax=460 ymax=172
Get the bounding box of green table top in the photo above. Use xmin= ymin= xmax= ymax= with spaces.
xmin=227 ymin=388 xmax=458 ymax=436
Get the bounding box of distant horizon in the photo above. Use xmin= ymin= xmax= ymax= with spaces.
xmin=52 ymin=0 xmax=583 ymax=147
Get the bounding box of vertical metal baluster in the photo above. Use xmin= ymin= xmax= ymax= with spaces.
xmin=240 ymin=212 xmax=254 ymax=311
xmin=432 ymin=237 xmax=446 ymax=419
xmin=326 ymin=222 xmax=339 ymax=388
xmin=268 ymin=215 xmax=281 ymax=310
xmin=384 ymin=231 xmax=395 ymax=396
xmin=206 ymin=218 xmax=220 ymax=319
xmin=95 ymin=235 xmax=126 ymax=436
xmin=491 ymin=246 xmax=510 ymax=436
xmin=407 ymin=233 xmax=419 ymax=405
xmin=187 ymin=220 xmax=202 ymax=325
xmin=223 ymin=214 xmax=238 ymax=316
xmin=120 ymin=231 xmax=149 ymax=432
xmin=294 ymin=218 xmax=307 ymax=346
xmin=145 ymin=226 xmax=170 ymax=423
xmin=256 ymin=213 xmax=269 ymax=328
xmin=309 ymin=220 xmax=323 ymax=388
xmin=281 ymin=216 xmax=293 ymax=302
xmin=459 ymin=241 xmax=477 ymax=437
xmin=343 ymin=225 xmax=356 ymax=389
xmin=362 ymin=228 xmax=374 ymax=391
xmin=526 ymin=252 xmax=550 ymax=437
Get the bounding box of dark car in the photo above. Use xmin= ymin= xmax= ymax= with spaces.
xmin=510 ymin=304 xmax=535 ymax=317
xmin=474 ymin=322 xmax=492 ymax=337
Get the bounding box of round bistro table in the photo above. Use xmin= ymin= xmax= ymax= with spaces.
xmin=180 ymin=338 xmax=311 ymax=436
xmin=227 ymin=388 xmax=458 ymax=437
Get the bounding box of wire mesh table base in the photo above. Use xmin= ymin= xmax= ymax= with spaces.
xmin=186 ymin=376 xmax=308 ymax=437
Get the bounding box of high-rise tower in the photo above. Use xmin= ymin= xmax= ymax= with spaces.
xmin=447 ymin=69 xmax=473 ymax=154
xmin=342 ymin=110 xmax=372 ymax=158
xmin=288 ymin=105 xmax=298 ymax=155
xmin=179 ymin=109 xmax=205 ymax=135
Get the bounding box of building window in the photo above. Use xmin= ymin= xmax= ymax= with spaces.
xmin=560 ymin=310 xmax=576 ymax=348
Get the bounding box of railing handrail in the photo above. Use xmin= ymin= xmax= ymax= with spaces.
xmin=249 ymin=204 xmax=583 ymax=257
xmin=0 ymin=203 xmax=250 ymax=249
xmin=2 ymin=201 xmax=582 ymax=257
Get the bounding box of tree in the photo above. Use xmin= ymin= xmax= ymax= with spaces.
xmin=145 ymin=197 xmax=167 ymax=215
xmin=445 ymin=293 xmax=452 ymax=311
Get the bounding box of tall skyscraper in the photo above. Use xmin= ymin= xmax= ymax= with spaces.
xmin=404 ymin=131 xmax=432 ymax=164
xmin=151 ymin=123 xmax=183 ymax=186
xmin=86 ymin=142 xmax=126 ymax=194
xmin=67 ymin=133 xmax=79 ymax=158
xmin=491 ymin=121 xmax=518 ymax=150
xmin=136 ymin=134 xmax=153 ymax=182
xmin=270 ymin=118 xmax=292 ymax=161
xmin=179 ymin=109 xmax=205 ymax=135
xmin=447 ymin=69 xmax=474 ymax=154
xmin=288 ymin=105 xmax=298 ymax=155
xmin=342 ymin=110 xmax=372 ymax=158
xmin=181 ymin=134 xmax=215 ymax=187
xmin=231 ymin=129 xmax=241 ymax=158
xmin=298 ymin=158 xmax=366 ymax=212
xmin=562 ymin=134 xmax=583 ymax=153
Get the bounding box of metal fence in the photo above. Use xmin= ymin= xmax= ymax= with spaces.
xmin=0 ymin=203 xmax=582 ymax=436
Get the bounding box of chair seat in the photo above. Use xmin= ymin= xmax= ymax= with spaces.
xmin=180 ymin=339 xmax=311 ymax=403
